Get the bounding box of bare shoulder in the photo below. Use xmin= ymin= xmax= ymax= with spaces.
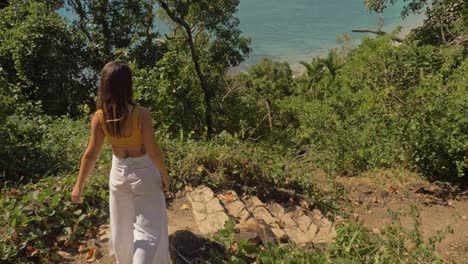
xmin=91 ymin=111 xmax=101 ymax=125
xmin=90 ymin=111 xmax=104 ymax=135
xmin=138 ymin=105 xmax=150 ymax=115
xmin=137 ymin=106 xmax=152 ymax=126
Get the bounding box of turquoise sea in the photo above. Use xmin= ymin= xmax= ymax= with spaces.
xmin=234 ymin=0 xmax=424 ymax=70
xmin=60 ymin=1 xmax=424 ymax=70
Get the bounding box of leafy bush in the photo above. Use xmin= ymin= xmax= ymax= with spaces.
xmin=255 ymin=37 xmax=468 ymax=179
xmin=1 ymin=115 xmax=89 ymax=184
xmin=0 ymin=0 xmax=93 ymax=116
xmin=0 ymin=171 xmax=109 ymax=262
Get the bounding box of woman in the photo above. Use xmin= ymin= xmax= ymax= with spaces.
xmin=71 ymin=61 xmax=170 ymax=264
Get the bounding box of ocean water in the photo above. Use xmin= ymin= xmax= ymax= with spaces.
xmin=236 ymin=0 xmax=424 ymax=69
xmin=59 ymin=0 xmax=424 ymax=69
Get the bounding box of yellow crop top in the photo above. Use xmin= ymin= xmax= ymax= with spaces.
xmin=96 ymin=105 xmax=144 ymax=146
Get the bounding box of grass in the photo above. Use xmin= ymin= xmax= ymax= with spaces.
xmin=196 ymin=205 xmax=450 ymax=263
xmin=0 ymin=136 xmax=453 ymax=263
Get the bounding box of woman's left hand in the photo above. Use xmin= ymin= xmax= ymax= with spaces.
xmin=71 ymin=185 xmax=83 ymax=203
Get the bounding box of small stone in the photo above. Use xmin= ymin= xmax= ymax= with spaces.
xmin=270 ymin=225 xmax=287 ymax=241
xmin=236 ymin=218 xmax=276 ymax=245
xmin=251 ymin=207 xmax=275 ymax=225
xmin=186 ymin=186 xmax=229 ymax=235
xmin=462 ymin=215 xmax=467 ymax=221
xmin=303 ymin=223 xmax=318 ymax=242
xmin=295 ymin=215 xmax=312 ymax=233
xmin=200 ymin=211 xmax=229 ymax=234
xmin=187 ymin=185 xmax=214 ymax=203
xmin=268 ymin=203 xmax=285 ymax=218
xmin=224 ymin=200 xmax=250 ymax=221
xmin=281 ymin=212 xmax=297 ymax=228
xmin=311 ymin=209 xmax=322 ymax=218
xmin=206 ymin=198 xmax=225 ymax=214
xmin=191 ymin=201 xmax=206 ymax=215
xmin=234 ymin=231 xmax=260 ymax=244
xmin=245 ymin=196 xmax=264 ymax=208
xmin=284 ymin=226 xmax=308 ymax=244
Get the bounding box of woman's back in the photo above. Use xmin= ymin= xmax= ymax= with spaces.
xmin=96 ymin=104 xmax=147 ymax=158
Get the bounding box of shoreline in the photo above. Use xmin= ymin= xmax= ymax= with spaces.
xmin=231 ymin=13 xmax=426 ymax=77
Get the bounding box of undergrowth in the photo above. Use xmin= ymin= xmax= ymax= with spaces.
xmin=200 ymin=205 xmax=451 ymax=263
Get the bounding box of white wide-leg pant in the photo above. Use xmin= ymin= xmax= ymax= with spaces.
xmin=109 ymin=154 xmax=169 ymax=264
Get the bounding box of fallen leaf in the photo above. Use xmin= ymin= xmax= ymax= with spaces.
xmin=196 ymin=165 xmax=204 ymax=172
xmin=78 ymin=245 xmax=89 ymax=253
xmin=26 ymin=245 xmax=38 ymax=257
xmin=387 ymin=185 xmax=398 ymax=194
xmin=224 ymin=191 xmax=234 ymax=202
xmin=229 ymin=242 xmax=238 ymax=254
xmin=184 ymin=184 xmax=193 ymax=192
xmin=7 ymin=188 xmax=18 ymax=196
xmin=85 ymin=246 xmax=98 ymax=262
xmin=57 ymin=250 xmax=71 ymax=259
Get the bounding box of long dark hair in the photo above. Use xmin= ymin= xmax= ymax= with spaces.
xmin=96 ymin=61 xmax=134 ymax=137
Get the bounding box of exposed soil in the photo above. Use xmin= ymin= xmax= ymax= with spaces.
xmin=71 ymin=172 xmax=468 ymax=264
xmin=72 ymin=196 xmax=201 ymax=264
xmin=337 ymin=174 xmax=468 ymax=263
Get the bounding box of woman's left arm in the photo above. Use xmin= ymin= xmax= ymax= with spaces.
xmin=71 ymin=112 xmax=105 ymax=203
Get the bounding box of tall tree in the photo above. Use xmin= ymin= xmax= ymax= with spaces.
xmin=0 ymin=0 xmax=92 ymax=116
xmin=156 ymin=0 xmax=250 ymax=138
xmin=66 ymin=0 xmax=164 ymax=69
xmin=363 ymin=0 xmax=467 ymax=45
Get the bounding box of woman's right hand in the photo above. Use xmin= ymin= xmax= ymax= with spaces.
xmin=161 ymin=173 xmax=170 ymax=192
xmin=71 ymin=184 xmax=83 ymax=203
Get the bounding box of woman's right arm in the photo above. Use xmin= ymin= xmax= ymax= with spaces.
xmin=141 ymin=107 xmax=170 ymax=191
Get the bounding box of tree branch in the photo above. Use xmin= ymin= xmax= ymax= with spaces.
xmin=67 ymin=0 xmax=92 ymax=42
xmin=352 ymin=15 xmax=403 ymax=43
xmin=157 ymin=0 xmax=213 ymax=138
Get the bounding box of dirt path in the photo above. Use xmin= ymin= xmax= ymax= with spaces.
xmin=71 ymin=175 xmax=468 ymax=263
xmin=73 ymin=196 xmax=200 ymax=264
xmin=72 ymin=186 xmax=336 ymax=263
xmin=338 ymin=175 xmax=468 ymax=263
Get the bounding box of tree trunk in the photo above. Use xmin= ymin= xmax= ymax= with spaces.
xmin=351 ymin=29 xmax=404 ymax=43
xmin=265 ymin=98 xmax=272 ymax=130
xmin=157 ymin=0 xmax=213 ymax=139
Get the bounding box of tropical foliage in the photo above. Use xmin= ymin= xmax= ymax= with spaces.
xmin=0 ymin=0 xmax=466 ymax=262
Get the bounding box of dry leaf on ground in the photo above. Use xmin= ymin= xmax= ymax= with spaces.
xmin=184 ymin=184 xmax=193 ymax=192
xmin=26 ymin=245 xmax=38 ymax=257
xmin=229 ymin=242 xmax=238 ymax=254
xmin=78 ymin=245 xmax=89 ymax=253
xmin=57 ymin=250 xmax=71 ymax=259
xmin=7 ymin=188 xmax=18 ymax=196
xmin=224 ymin=191 xmax=234 ymax=202
xmin=85 ymin=246 xmax=98 ymax=262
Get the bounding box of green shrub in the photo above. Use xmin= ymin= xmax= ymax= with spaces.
xmin=0 ymin=171 xmax=109 ymax=262
xmin=0 ymin=115 xmax=89 ymax=184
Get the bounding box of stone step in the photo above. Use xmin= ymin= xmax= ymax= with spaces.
xmin=185 ymin=185 xmax=229 ymax=235
xmin=186 ymin=186 xmax=336 ymax=246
